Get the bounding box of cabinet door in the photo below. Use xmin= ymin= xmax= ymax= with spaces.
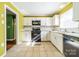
xmin=50 ymin=32 xmax=53 ymax=42
xmin=46 ymin=32 xmax=50 ymax=41
xmin=56 ymin=33 xmax=63 ymax=53
xmin=54 ymin=33 xmax=57 ymax=46
xmin=41 ymin=18 xmax=46 ymax=26
xmin=41 ymin=31 xmax=48 ymax=41
xmin=53 ymin=15 xmax=60 ymax=26
xmin=50 ymin=32 xmax=56 ymax=45
xmin=28 ymin=18 xmax=32 ymax=25
xmin=24 ymin=18 xmax=32 ymax=25
xmin=73 ymin=2 xmax=79 ymax=21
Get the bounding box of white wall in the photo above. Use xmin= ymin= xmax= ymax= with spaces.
xmin=60 ymin=8 xmax=79 ymax=28
xmin=23 ymin=17 xmax=52 ymax=41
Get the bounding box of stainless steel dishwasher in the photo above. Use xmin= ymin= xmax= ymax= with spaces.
xmin=63 ymin=34 xmax=79 ymax=57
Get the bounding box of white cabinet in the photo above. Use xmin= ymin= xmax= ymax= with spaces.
xmin=41 ymin=31 xmax=50 ymax=41
xmin=41 ymin=30 xmax=48 ymax=41
xmin=41 ymin=18 xmax=46 ymax=26
xmin=50 ymin=32 xmax=56 ymax=47
xmin=46 ymin=31 xmax=50 ymax=41
xmin=73 ymin=2 xmax=79 ymax=21
xmin=24 ymin=18 xmax=32 ymax=25
xmin=50 ymin=32 xmax=63 ymax=53
xmin=23 ymin=18 xmax=32 ymax=30
xmin=22 ymin=31 xmax=31 ymax=42
xmin=52 ymin=15 xmax=60 ymax=26
xmin=50 ymin=32 xmax=56 ymax=45
xmin=55 ymin=33 xmax=63 ymax=53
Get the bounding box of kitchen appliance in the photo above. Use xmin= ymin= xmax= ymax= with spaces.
xmin=63 ymin=34 xmax=79 ymax=57
xmin=31 ymin=20 xmax=41 ymax=42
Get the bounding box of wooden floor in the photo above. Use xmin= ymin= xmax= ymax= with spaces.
xmin=5 ymin=42 xmax=64 ymax=57
xmin=7 ymin=40 xmax=16 ymax=50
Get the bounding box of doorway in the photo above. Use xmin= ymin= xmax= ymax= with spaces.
xmin=6 ymin=9 xmax=16 ymax=50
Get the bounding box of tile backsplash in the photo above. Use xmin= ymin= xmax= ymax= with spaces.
xmin=59 ymin=28 xmax=79 ymax=34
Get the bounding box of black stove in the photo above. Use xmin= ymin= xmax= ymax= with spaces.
xmin=31 ymin=20 xmax=41 ymax=42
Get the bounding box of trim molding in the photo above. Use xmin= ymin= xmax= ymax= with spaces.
xmin=2 ymin=4 xmax=19 ymax=57
xmin=24 ymin=16 xmax=52 ymax=17
xmin=59 ymin=2 xmax=73 ymax=14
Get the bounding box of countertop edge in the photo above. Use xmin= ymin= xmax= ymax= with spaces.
xmin=52 ymin=31 xmax=79 ymax=38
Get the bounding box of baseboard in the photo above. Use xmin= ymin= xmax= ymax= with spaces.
xmin=41 ymin=41 xmax=51 ymax=42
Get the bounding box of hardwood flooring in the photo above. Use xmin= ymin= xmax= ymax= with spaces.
xmin=5 ymin=42 xmax=64 ymax=57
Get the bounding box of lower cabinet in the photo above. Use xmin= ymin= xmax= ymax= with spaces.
xmin=41 ymin=31 xmax=50 ymax=41
xmin=50 ymin=32 xmax=63 ymax=54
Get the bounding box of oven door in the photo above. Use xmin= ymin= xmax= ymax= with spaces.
xmin=31 ymin=30 xmax=41 ymax=42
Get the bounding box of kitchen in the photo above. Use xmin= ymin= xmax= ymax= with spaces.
xmin=0 ymin=2 xmax=79 ymax=57
xmin=22 ymin=2 xmax=79 ymax=57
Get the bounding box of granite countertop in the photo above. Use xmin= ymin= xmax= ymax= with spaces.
xmin=52 ymin=31 xmax=79 ymax=38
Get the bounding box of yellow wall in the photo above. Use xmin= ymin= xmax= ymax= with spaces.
xmin=0 ymin=2 xmax=23 ymax=56
xmin=0 ymin=2 xmax=73 ymax=56
xmin=59 ymin=2 xmax=73 ymax=14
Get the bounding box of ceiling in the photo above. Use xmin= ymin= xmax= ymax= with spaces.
xmin=13 ymin=2 xmax=67 ymax=16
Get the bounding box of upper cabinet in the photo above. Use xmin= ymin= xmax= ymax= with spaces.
xmin=52 ymin=15 xmax=60 ymax=26
xmin=24 ymin=17 xmax=32 ymax=26
xmin=73 ymin=2 xmax=79 ymax=21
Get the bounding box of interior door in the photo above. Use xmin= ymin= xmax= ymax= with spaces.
xmin=6 ymin=14 xmax=14 ymax=40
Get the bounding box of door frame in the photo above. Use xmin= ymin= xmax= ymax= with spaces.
xmin=4 ymin=5 xmax=19 ymax=56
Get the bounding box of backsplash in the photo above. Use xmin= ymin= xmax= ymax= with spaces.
xmin=59 ymin=28 xmax=79 ymax=34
